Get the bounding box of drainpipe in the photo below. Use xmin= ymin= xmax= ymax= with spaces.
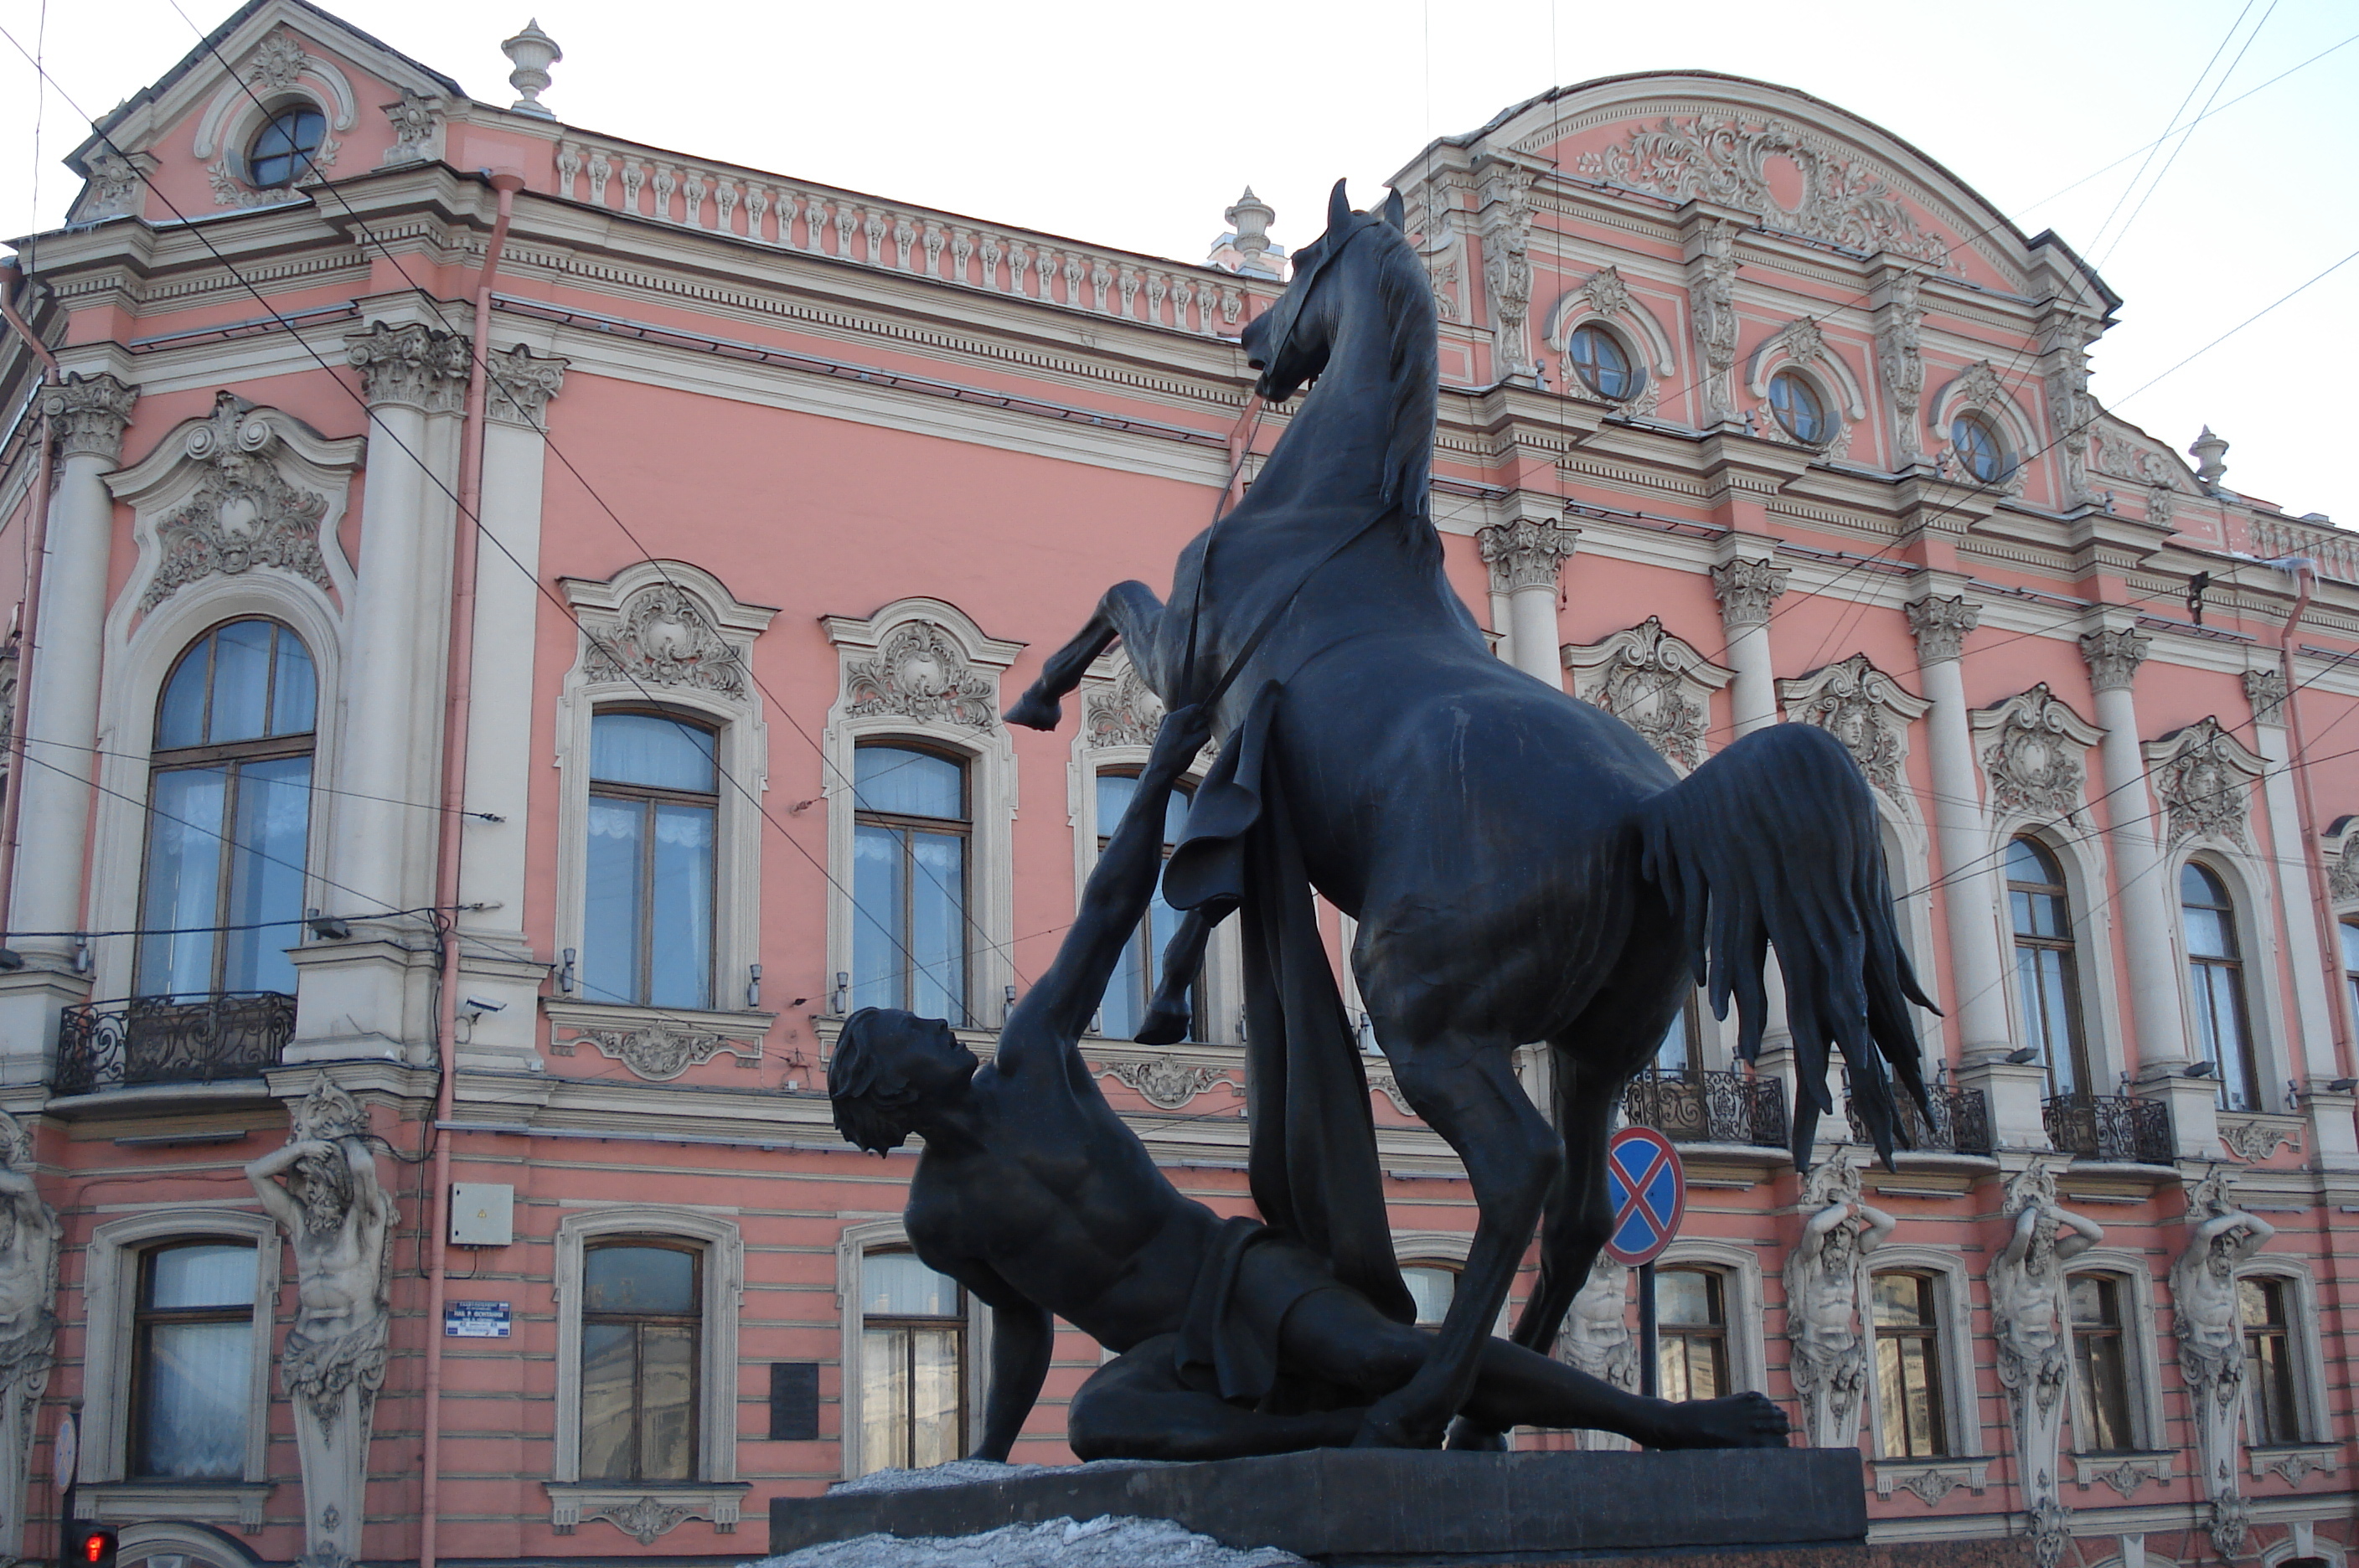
xmin=0 ymin=264 xmax=59 ymax=949
xmin=2275 ymin=562 xmax=2359 ymax=1083
xmin=421 ymin=170 xmax=522 ymax=1568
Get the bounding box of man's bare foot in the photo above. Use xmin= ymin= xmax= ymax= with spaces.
xmin=1350 ymin=1395 xmax=1448 ymax=1450
xmin=1003 ymin=689 xmax=1064 ymax=730
xmin=1647 ymin=1391 xmax=1791 ymax=1450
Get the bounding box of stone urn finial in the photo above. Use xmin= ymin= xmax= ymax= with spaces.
xmin=2189 ymin=425 xmax=2229 ymax=488
xmin=1224 ymin=186 xmax=1278 ymax=277
xmin=501 ymin=19 xmax=563 ymax=117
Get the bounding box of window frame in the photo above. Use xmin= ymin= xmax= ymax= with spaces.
xmin=1768 ymin=369 xmax=1832 ymax=446
xmin=127 ymin=1240 xmax=266 ymax=1482
xmin=854 ymin=1250 xmax=971 ymax=1474
xmin=2235 ymin=1270 xmax=2315 ymax=1447
xmin=578 ymin=1238 xmax=707 ymax=1483
xmin=1862 ymin=1253 xmax=1974 ymax=1463
xmin=582 ymin=706 xmax=722 ymax=1011
xmin=2180 ymin=858 xmax=2265 ymax=1112
xmin=1567 ymin=322 xmax=1640 ymax=402
xmin=836 ymin=1219 xmax=991 ymax=1480
xmin=2005 ymin=835 xmax=2092 ymax=1097
xmin=245 ymin=102 xmax=328 ymax=189
xmin=1654 ymin=1265 xmax=1732 ymax=1404
xmin=850 ymin=739 xmax=976 ymax=1024
xmin=1950 ymin=411 xmax=2011 ymax=483
xmin=2059 ymin=1251 xmax=2165 ymax=1460
xmin=1655 ymin=1240 xmax=1767 ymax=1395
xmin=1088 ymin=765 xmax=1199 ymax=1041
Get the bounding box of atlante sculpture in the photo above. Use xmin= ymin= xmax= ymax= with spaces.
xmin=994 ymin=179 xmax=1932 ymax=1450
xmin=831 ymin=705 xmax=1788 ymax=1458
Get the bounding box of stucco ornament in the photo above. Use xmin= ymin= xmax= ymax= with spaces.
xmin=1579 ymin=115 xmax=1949 ymax=263
xmin=1094 ymin=1057 xmax=1233 ymax=1111
xmin=2328 ymin=828 xmax=2359 ymax=905
xmin=1989 ymin=1159 xmax=2101 ymax=1559
xmin=1686 ymin=224 xmax=1742 ymax=425
xmin=346 ymin=322 xmax=471 ymax=413
xmin=1976 ymin=684 xmax=2101 ymax=821
xmin=1707 ymin=556 xmax=1789 ymax=631
xmin=2145 ymin=718 xmax=2259 ymax=849
xmin=485 ymin=344 xmax=568 ymax=426
xmin=380 ymin=90 xmax=445 ymax=166
xmin=139 ymin=393 xmax=335 ymax=612
xmin=1083 ymin=656 xmax=1166 ymax=750
xmin=2077 ymin=627 xmax=2150 ymax=694
xmin=2170 ymin=1166 xmax=2275 ymax=1540
xmin=591 ymin=1496 xmax=695 ymax=1545
xmin=560 ymin=1021 xmax=760 ymax=1080
xmin=246 ymin=29 xmax=307 ymax=88
xmin=1556 ymin=1256 xmax=1635 ymax=1447
xmin=1560 ymin=268 xmax=1662 ymax=415
xmin=0 ymin=1111 xmax=59 ymax=1564
xmin=1783 ymin=1158 xmax=1892 ymax=1450
xmin=1563 ymin=617 xmax=1733 ymax=773
xmin=1905 ymin=594 xmax=1980 ymax=666
xmin=247 ymin=1081 xmax=396 ymax=1568
xmin=1474 ymin=518 xmax=1580 ymax=595
xmin=845 ymin=621 xmax=999 ymax=730
xmin=583 ymin=581 xmax=746 ymax=698
xmin=39 ymin=371 xmax=138 ymax=462
xmin=2241 ymin=668 xmax=2289 ymax=729
xmin=1778 ymin=654 xmax=1928 ymax=797
xmin=1479 ymin=168 xmax=1536 ymax=370
xmin=75 ymin=149 xmax=150 ymax=221
xmin=2215 ymin=1116 xmax=2300 ymax=1164
xmin=1876 ymin=275 xmax=1927 ymax=463
xmin=2040 ymin=313 xmax=2102 ymax=511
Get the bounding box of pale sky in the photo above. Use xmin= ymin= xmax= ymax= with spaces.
xmin=6 ymin=0 xmax=2351 ymax=521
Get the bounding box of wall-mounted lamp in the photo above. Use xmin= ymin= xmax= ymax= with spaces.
xmin=2326 ymin=1078 xmax=2357 ymax=1094
xmin=746 ymin=963 xmax=763 ymax=1010
xmin=1004 ymin=983 xmax=1018 ymax=1022
xmin=2004 ymin=1045 xmax=2039 ymax=1065
xmin=0 ymin=949 xmax=19 ymax=972
xmin=557 ymin=947 xmax=576 ymax=994
xmin=70 ymin=936 xmax=89 ymax=974
xmin=832 ymin=972 xmax=849 ymax=1015
xmin=307 ymin=908 xmax=352 ymax=941
xmin=2182 ymin=1060 xmax=2217 ymax=1080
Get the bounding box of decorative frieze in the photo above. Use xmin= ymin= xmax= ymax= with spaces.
xmin=1562 ymin=617 xmax=1734 ymax=772
xmin=582 ymin=581 xmax=746 ymax=698
xmin=1475 ymin=518 xmax=1580 ymax=594
xmin=1778 ymin=654 xmax=1930 ymax=797
xmin=845 ymin=620 xmax=1002 ymax=730
xmin=550 ymin=1015 xmax=762 ymax=1080
xmin=1972 ymin=684 xmax=2102 ymax=821
xmin=346 ymin=322 xmax=470 ymax=413
xmin=2070 ymin=1452 xmax=2171 ymax=1498
xmin=2216 ymin=1115 xmax=2301 ymax=1164
xmin=2246 ymin=1443 xmax=2339 ymax=1486
xmin=1905 ymin=595 xmax=1980 ymax=665
xmin=1871 ymin=1457 xmax=1990 ymax=1504
xmin=1092 ymin=1055 xmax=1235 ymax=1111
xmin=1708 ymin=556 xmax=1789 ymax=631
xmin=138 ymin=394 xmax=335 ymax=611
xmin=2142 ymin=718 xmax=2264 ymax=849
xmin=2078 ymin=627 xmax=2150 ymax=693
xmin=39 ymin=372 xmax=137 ymax=463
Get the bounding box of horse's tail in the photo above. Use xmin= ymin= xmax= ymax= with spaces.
xmin=1633 ymin=723 xmax=1938 ymax=1168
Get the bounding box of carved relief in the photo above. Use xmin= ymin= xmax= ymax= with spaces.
xmin=2329 ymin=823 xmax=2359 ymax=905
xmin=485 ymin=344 xmax=567 ymax=426
xmin=1368 ymin=1074 xmax=1416 ymax=1117
xmin=1687 ymin=224 xmax=1742 ymax=426
xmin=2143 ymin=718 xmax=2264 ymax=849
xmin=552 ymin=1019 xmax=761 ymax=1080
xmin=2216 ymin=1116 xmax=2300 ymax=1164
xmin=583 ymin=582 xmax=746 ymax=698
xmin=139 ymin=393 xmax=335 ymax=612
xmin=0 ymin=1111 xmax=58 ymax=1565
xmin=1479 ymin=168 xmax=1536 ymax=372
xmin=1558 ymin=1255 xmax=1637 ymax=1448
xmin=1082 ymin=655 xmax=1166 ymax=750
xmin=1778 ymin=655 xmax=1930 ymax=797
xmin=73 ymin=149 xmax=153 ymax=222
xmin=1785 ymin=1160 xmax=1892 ymax=1451
xmin=1876 ymin=275 xmax=1927 ymax=464
xmin=1563 ymin=618 xmax=1735 ymax=772
xmin=845 ymin=621 xmax=1000 ymax=730
xmin=591 ymin=1498 xmax=694 ymax=1545
xmin=1559 ymin=267 xmax=1663 ymax=415
xmin=1476 ymin=518 xmax=1581 ymax=594
xmin=1990 ymin=1159 xmax=2100 ymax=1555
xmin=345 ymin=322 xmax=470 ymax=413
xmin=1093 ymin=1056 xmax=1235 ymax=1111
xmin=1577 ymin=115 xmax=1950 ymax=265
xmin=2171 ymin=1167 xmax=2274 ymax=1545
xmin=2041 ymin=313 xmax=2101 ymax=512
xmin=39 ymin=372 xmax=138 ymax=462
xmin=1708 ymin=556 xmax=1789 ymax=631
xmin=2242 ymin=668 xmax=2289 ymax=729
xmin=380 ymin=91 xmax=445 ymax=166
xmin=1972 ymin=685 xmax=2102 ymax=821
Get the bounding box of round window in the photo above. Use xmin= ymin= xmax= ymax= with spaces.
xmin=1768 ymin=371 xmax=1827 ymax=445
xmin=248 ymin=107 xmax=327 ymax=189
xmin=1567 ymin=323 xmax=1635 ymax=401
xmin=1952 ymin=413 xmax=2008 ymax=483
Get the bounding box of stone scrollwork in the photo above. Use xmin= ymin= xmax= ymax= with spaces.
xmin=1876 ymin=274 xmax=1927 ymax=464
xmin=1989 ymin=1159 xmax=2101 ymax=1544
xmin=0 ymin=1111 xmax=58 ymax=1564
xmin=346 ymin=322 xmax=471 ymax=413
xmin=1092 ymin=1055 xmax=1236 ymax=1111
xmin=2171 ymin=1168 xmax=2275 ymax=1542
xmin=1972 ymin=684 xmax=2103 ymax=822
xmin=845 ymin=621 xmax=1003 ymax=730
xmin=1905 ymin=595 xmax=1980 ymax=667
xmin=1871 ymin=1458 xmax=1991 ymax=1504
xmin=2216 ymin=1116 xmax=2300 ymax=1163
xmin=1686 ymin=224 xmax=1742 ymax=426
xmin=2077 ymin=627 xmax=2150 ymax=694
xmin=1562 ymin=617 xmax=1734 ymax=772
xmin=1082 ymin=653 xmax=1166 ymax=750
xmin=583 ymin=581 xmax=747 ymax=698
xmin=592 ymin=1498 xmax=695 ymax=1545
xmin=380 ymin=90 xmax=446 ymax=167
xmin=485 ymin=344 xmax=568 ymax=426
xmin=2072 ymin=1452 xmax=2171 ymax=1498
xmin=139 ymin=393 xmax=336 ymax=612
xmin=2241 ymin=668 xmax=2289 ymax=729
xmin=1783 ymin=1158 xmax=1892 ymax=1451
xmin=2327 ymin=819 xmax=2359 ymax=905
xmin=40 ymin=372 xmax=139 ymax=463
xmin=1475 ymin=518 xmax=1581 ymax=595
xmin=552 ymin=1019 xmax=762 ymax=1080
xmin=1368 ymin=1074 xmax=1416 ymax=1117
xmin=1708 ymin=556 xmax=1790 ymax=632
xmin=1778 ymin=654 xmax=1930 ymax=798
xmin=1478 ymin=166 xmax=1537 ymax=371
xmin=2143 ymin=718 xmax=2264 ymax=849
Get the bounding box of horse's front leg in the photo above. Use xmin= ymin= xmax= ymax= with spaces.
xmin=1355 ymin=1034 xmax=1561 ymax=1449
xmin=1005 ymin=580 xmax=1168 ymax=730
xmin=1134 ymin=907 xmax=1218 ymax=1044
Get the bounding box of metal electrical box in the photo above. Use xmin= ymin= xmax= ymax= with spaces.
xmin=449 ymin=1182 xmax=515 ymax=1247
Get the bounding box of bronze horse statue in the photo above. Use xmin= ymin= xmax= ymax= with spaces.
xmin=1005 ymin=180 xmax=1933 ymax=1449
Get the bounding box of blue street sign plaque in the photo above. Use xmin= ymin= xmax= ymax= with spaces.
xmin=1602 ymin=1125 xmax=1685 ymax=1266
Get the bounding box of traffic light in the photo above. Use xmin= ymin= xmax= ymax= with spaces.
xmin=72 ymin=1525 xmax=117 ymax=1568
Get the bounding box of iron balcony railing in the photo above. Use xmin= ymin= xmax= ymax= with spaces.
xmin=1845 ymin=1087 xmax=1995 ymax=1156
xmin=2043 ymin=1092 xmax=2174 ymax=1164
xmin=1622 ymin=1068 xmax=1788 ymax=1149
xmin=53 ymin=992 xmax=296 ymax=1097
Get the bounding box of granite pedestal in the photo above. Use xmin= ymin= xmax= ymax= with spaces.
xmin=770 ymin=1447 xmax=1867 ymax=1565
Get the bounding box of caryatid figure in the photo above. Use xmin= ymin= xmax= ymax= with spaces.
xmin=248 ymin=1082 xmax=396 ymax=1568
xmin=2170 ymin=1168 xmax=2275 ymax=1558
xmin=1783 ymin=1158 xmax=1894 ymax=1449
xmin=1989 ymin=1158 xmax=2103 ymax=1565
xmin=0 ymin=1112 xmax=58 ymax=1560
xmin=1557 ymin=1256 xmax=1636 ymax=1450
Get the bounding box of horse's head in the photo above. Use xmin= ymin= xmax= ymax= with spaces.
xmin=1241 ymin=179 xmax=1412 ymax=404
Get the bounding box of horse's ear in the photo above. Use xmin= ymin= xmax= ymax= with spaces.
xmin=1381 ymin=188 xmax=1406 ymax=230
xmin=1327 ymin=178 xmax=1353 ymax=233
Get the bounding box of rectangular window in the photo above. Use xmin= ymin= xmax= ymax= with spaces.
xmin=132 ymin=1241 xmax=256 ymax=1478
xmin=580 ymin=1242 xmax=702 ymax=1482
xmin=1093 ymin=772 xmax=1193 ymax=1039
xmin=858 ymin=1253 xmax=964 ymax=1473
xmin=584 ymin=714 xmax=717 ymax=1009
xmin=2238 ymin=1277 xmax=2301 ymax=1446
xmin=851 ymin=746 xmax=970 ymax=1024
xmin=1871 ymin=1272 xmax=1948 ymax=1458
xmin=1655 ymin=1267 xmax=1728 ymax=1402
xmin=2068 ymin=1274 xmax=2136 ymax=1452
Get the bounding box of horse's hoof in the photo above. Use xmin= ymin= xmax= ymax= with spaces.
xmin=1350 ymin=1400 xmax=1443 ymax=1450
xmin=1003 ymin=691 xmax=1063 ymax=730
xmin=1443 ymin=1417 xmax=1508 ymax=1452
xmin=1133 ymin=1001 xmax=1190 ymax=1046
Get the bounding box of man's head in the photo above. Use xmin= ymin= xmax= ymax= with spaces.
xmin=828 ymin=1008 xmax=977 ymax=1153
xmin=296 ymin=1144 xmax=353 ymax=1235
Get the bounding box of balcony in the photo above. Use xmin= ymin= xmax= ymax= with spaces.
xmin=53 ymin=993 xmax=296 ymax=1097
xmin=1622 ymin=1068 xmax=1788 ymax=1149
xmin=1846 ymin=1087 xmax=1994 ymax=1156
xmin=2043 ymin=1093 xmax=2173 ymax=1164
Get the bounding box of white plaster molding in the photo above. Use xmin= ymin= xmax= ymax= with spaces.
xmin=545 ymin=1483 xmax=749 ymax=1543
xmin=2245 ymin=1443 xmax=2339 ymax=1486
xmin=192 ymin=30 xmax=358 ymax=159
xmin=1561 ymin=617 xmax=1733 ymax=773
xmin=2143 ymin=719 xmax=2266 ymax=852
xmin=79 ymin=1483 xmax=272 ymax=1533
xmin=1972 ymin=684 xmax=2104 ymax=824
xmin=1778 ymin=653 xmax=1931 ymax=802
xmin=550 ymin=1207 xmax=743 ymax=1488
xmin=1745 ymin=316 xmax=1869 ymax=420
xmin=2321 ymin=815 xmax=2359 ymax=907
xmin=2068 ymin=1452 xmax=2173 ymax=1498
xmin=544 ymin=999 xmax=772 ymax=1080
xmin=1542 ymin=264 xmax=1678 ymax=375
xmin=834 ymin=1219 xmax=992 ymax=1481
xmin=1871 ymin=1457 xmax=1993 ymax=1504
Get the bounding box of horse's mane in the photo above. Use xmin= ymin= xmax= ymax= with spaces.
xmin=1350 ymin=221 xmax=1441 ymax=525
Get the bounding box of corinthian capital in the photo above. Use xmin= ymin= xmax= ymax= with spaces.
xmin=39 ymin=372 xmax=137 ymax=462
xmin=1906 ymin=595 xmax=1980 ymax=665
xmin=1709 ymin=556 xmax=1789 ymax=631
xmin=346 ymin=321 xmax=471 ymax=413
xmin=485 ymin=344 xmax=568 ymax=426
xmin=2242 ymin=668 xmax=2289 ymax=727
xmin=2078 ymin=627 xmax=2150 ymax=692
xmin=1476 ymin=518 xmax=1580 ymax=594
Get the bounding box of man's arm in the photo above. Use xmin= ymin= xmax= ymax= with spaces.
xmin=1995 ymin=1204 xmax=2038 ymax=1268
xmin=245 ymin=1142 xmax=317 ymax=1230
xmin=1856 ymin=1200 xmax=1898 ymax=1252
xmin=974 ymin=1297 xmax=1055 ymax=1462
xmin=997 ymin=705 xmax=1214 ymax=1076
xmin=2056 ymin=1207 xmax=2104 ymax=1261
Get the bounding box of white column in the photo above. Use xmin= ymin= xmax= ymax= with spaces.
xmin=2243 ymin=670 xmax=2336 ymax=1080
xmin=1709 ymin=554 xmax=1788 ymax=736
xmin=1907 ymin=595 xmax=2015 ymax=1063
xmin=1474 ymin=518 xmax=1579 ymax=690
xmin=7 ymin=374 xmax=136 ymax=956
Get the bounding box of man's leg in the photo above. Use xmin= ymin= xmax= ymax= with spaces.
xmin=1276 ymin=1290 xmax=1789 ymax=1450
xmin=1066 ymin=1337 xmax=1364 ymax=1462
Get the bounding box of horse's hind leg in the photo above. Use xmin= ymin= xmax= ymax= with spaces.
xmin=1005 ymin=580 xmax=1168 ymax=730
xmin=1135 ymin=907 xmax=1216 ymax=1044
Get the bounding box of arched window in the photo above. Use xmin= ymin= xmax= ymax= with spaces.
xmin=138 ymin=620 xmax=315 ymax=1001
xmin=580 ymin=1240 xmax=702 ymax=1482
xmin=859 ymin=1252 xmax=966 ymax=1473
xmin=247 ymin=106 xmax=326 ymax=188
xmin=585 ymin=711 xmax=717 ymax=1010
xmin=1093 ymin=770 xmax=1192 ymax=1039
xmin=2007 ymin=838 xmax=2088 ymax=1096
xmin=1567 ymin=323 xmax=1637 ymax=401
xmin=1656 ymin=1266 xmax=1729 ymax=1401
xmin=2181 ymin=862 xmax=2260 ymax=1109
xmin=1870 ymin=1271 xmax=1948 ymax=1457
xmin=2067 ymin=1272 xmax=2135 ymax=1452
xmin=132 ymin=1240 xmax=258 ymax=1478
xmin=1951 ymin=413 xmax=2008 ymax=483
xmin=1401 ymin=1265 xmax=1456 ymax=1328
xmin=1768 ymin=370 xmax=1828 ymax=445
xmin=852 ymin=744 xmax=970 ymax=1023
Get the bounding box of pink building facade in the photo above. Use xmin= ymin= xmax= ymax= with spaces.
xmin=0 ymin=5 xmax=2351 ymax=1567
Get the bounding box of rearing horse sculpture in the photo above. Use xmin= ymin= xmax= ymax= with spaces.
xmin=1006 ymin=181 xmax=1933 ymax=1449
